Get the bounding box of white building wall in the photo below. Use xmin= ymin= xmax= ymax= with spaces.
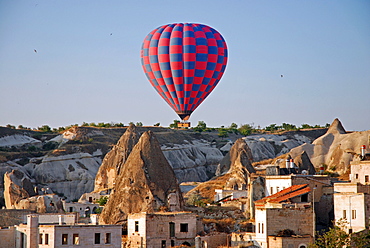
xmin=254 ymin=208 xmax=267 ymax=248
xmin=334 ymin=193 xmax=366 ymax=233
xmin=350 ymin=162 xmax=370 ymax=185
xmin=265 ymin=177 xmax=292 ymax=196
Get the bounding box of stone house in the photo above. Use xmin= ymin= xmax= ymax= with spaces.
xmin=63 ymin=201 xmax=100 ymax=217
xmin=127 ymin=212 xmax=202 ymax=248
xmin=0 ymin=214 xmax=122 ymax=248
xmin=264 ymin=174 xmax=331 ymax=197
xmin=334 ymin=159 xmax=370 ymax=234
xmin=349 ymin=160 xmax=370 ymax=185
xmin=253 ymin=184 xmax=314 ymax=248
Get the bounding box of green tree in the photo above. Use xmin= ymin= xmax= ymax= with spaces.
xmin=265 ymin=124 xmax=278 ymax=132
xmin=309 ymin=219 xmax=370 ymax=248
xmin=186 ymin=191 xmax=205 ymax=206
xmin=282 ymin=123 xmax=297 ymax=131
xmin=218 ymin=128 xmax=228 ymax=138
xmin=193 ymin=121 xmax=207 ymax=132
xmin=238 ymin=124 xmax=253 ymax=136
xmin=136 ymin=122 xmax=143 ymax=127
xmin=6 ymin=124 xmax=16 ymax=129
xmin=114 ymin=122 xmax=124 ymax=127
xmin=230 ymin=123 xmax=238 ymax=129
xmin=301 ymin=123 xmax=312 ymax=129
xmin=169 ymin=120 xmax=180 ymax=129
xmin=154 ymin=123 xmax=160 ymax=126
xmin=38 ymin=125 xmax=51 ymax=132
xmin=97 ymin=196 xmax=109 ymax=206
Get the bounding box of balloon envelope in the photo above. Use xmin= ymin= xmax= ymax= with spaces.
xmin=141 ymin=23 xmax=228 ymax=120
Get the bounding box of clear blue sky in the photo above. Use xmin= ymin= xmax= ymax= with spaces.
xmin=1 ymin=0 xmax=369 ymax=131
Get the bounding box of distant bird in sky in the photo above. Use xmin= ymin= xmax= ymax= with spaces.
xmin=34 ymin=49 xmax=37 ymax=53
xmin=281 ymin=75 xmax=283 ymax=77
xmin=110 ymin=33 xmax=112 ymax=35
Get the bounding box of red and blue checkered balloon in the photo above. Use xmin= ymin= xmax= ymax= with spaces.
xmin=141 ymin=23 xmax=228 ymax=120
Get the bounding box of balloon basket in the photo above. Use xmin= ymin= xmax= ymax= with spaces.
xmin=178 ymin=122 xmax=191 ymax=128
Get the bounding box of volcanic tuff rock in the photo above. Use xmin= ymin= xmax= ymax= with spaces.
xmin=216 ymin=138 xmax=254 ymax=177
xmin=94 ymin=124 xmax=140 ymax=192
xmin=30 ymin=152 xmax=102 ymax=200
xmin=4 ymin=169 xmax=35 ymax=208
xmin=220 ymin=129 xmax=327 ymax=163
xmin=100 ymin=131 xmax=183 ymax=225
xmin=290 ymin=118 xmax=370 ymax=174
xmin=0 ymin=125 xmax=328 ymax=204
xmin=293 ymin=151 xmax=316 ymax=174
xmin=186 ymin=138 xmax=257 ymax=200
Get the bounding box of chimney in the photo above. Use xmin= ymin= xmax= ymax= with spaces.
xmin=58 ymin=215 xmax=63 ymax=225
xmin=286 ymin=158 xmax=290 ymax=168
xmin=290 ymin=159 xmax=295 ymax=169
xmin=26 ymin=215 xmax=39 ymax=248
xmin=91 ymin=214 xmax=99 ymax=225
xmin=361 ymin=145 xmax=366 ymax=157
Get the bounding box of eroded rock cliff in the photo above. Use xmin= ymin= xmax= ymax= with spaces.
xmin=290 ymin=118 xmax=370 ymax=174
xmin=100 ymin=131 xmax=183 ymax=224
xmin=94 ymin=124 xmax=140 ymax=192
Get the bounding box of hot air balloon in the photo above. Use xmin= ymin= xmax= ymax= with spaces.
xmin=141 ymin=23 xmax=228 ymax=122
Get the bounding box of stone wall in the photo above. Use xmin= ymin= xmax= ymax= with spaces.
xmin=0 ymin=226 xmax=16 ymax=248
xmin=268 ymin=235 xmax=312 ymax=248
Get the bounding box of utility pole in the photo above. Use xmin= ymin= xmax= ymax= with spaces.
xmin=312 ymin=187 xmax=316 ymax=242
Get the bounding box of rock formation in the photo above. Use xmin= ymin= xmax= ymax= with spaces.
xmin=3 ymin=169 xmax=63 ymax=213
xmin=94 ymin=124 xmax=140 ymax=191
xmin=294 ymin=151 xmax=316 ymax=175
xmin=290 ymin=118 xmax=370 ymax=174
xmin=4 ymin=169 xmax=35 ymax=208
xmin=100 ymin=131 xmax=183 ymax=225
xmin=187 ymin=138 xmax=257 ymax=200
xmin=15 ymin=194 xmax=64 ymax=213
xmin=0 ymin=124 xmax=334 ymax=204
xmin=216 ymin=138 xmax=254 ymax=177
xmin=30 ymin=152 xmax=102 ymax=201
xmin=162 ymin=141 xmax=224 ymax=182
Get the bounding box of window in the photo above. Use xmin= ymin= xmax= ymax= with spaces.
xmin=270 ymin=187 xmax=273 ymax=195
xmin=355 ymin=174 xmax=359 ymax=179
xmin=94 ymin=233 xmax=100 ymax=244
xmin=105 ymin=233 xmax=111 ymax=244
xmin=73 ymin=234 xmax=79 ymax=245
xmin=261 ymin=223 xmax=264 ymax=233
xmin=45 ymin=234 xmax=49 ymax=245
xmin=161 ymin=240 xmax=166 ymax=248
xmin=365 ymin=175 xmax=369 ymax=183
xmin=169 ymin=222 xmax=175 ymax=237
xmin=276 ymin=186 xmax=280 ymax=192
xmin=21 ymin=233 xmax=25 ymax=248
xmin=352 ymin=209 xmax=356 ymax=219
xmin=180 ymin=223 xmax=188 ymax=232
xmin=258 ymin=223 xmax=261 ymax=233
xmin=62 ymin=234 xmax=68 ymax=245
xmin=343 ymin=210 xmax=347 ymax=219
xmin=171 ymin=240 xmax=175 ymax=247
xmin=39 ymin=234 xmax=43 ymax=244
xmin=135 ymin=221 xmax=139 ymax=232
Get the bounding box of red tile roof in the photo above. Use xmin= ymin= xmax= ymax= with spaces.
xmin=255 ymin=184 xmax=311 ymax=205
